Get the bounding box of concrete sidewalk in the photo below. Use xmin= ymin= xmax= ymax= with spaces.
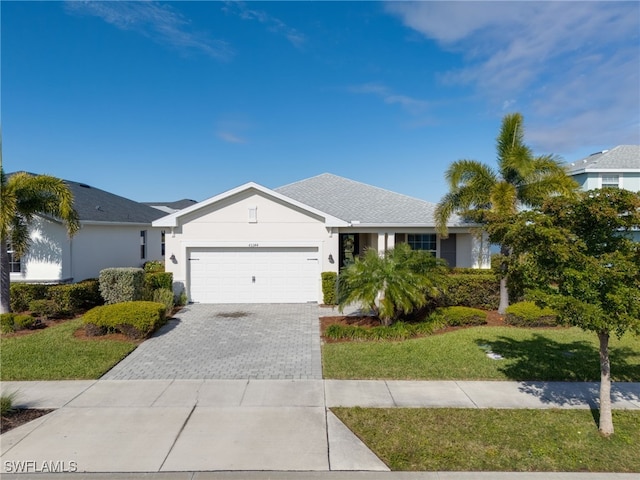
xmin=1 ymin=379 xmax=639 ymax=477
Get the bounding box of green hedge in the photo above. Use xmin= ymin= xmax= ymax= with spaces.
xmin=429 ymin=306 xmax=487 ymax=326
xmin=152 ymin=288 xmax=174 ymax=316
xmin=10 ymin=280 xmax=103 ymax=316
xmin=1 ymin=313 xmax=35 ymax=334
xmin=143 ymin=260 xmax=165 ymax=273
xmin=144 ymin=272 xmax=173 ymax=292
xmin=321 ymin=272 xmax=338 ymax=305
xmin=9 ymin=284 xmax=49 ymax=313
xmin=99 ymin=268 xmax=145 ymax=304
xmin=442 ymin=274 xmax=500 ymax=310
xmin=505 ymin=301 xmax=557 ymax=327
xmin=324 ymin=320 xmax=442 ymax=342
xmin=82 ymin=301 xmax=167 ymax=339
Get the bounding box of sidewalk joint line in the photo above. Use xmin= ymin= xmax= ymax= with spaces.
xmin=159 ymin=402 xmax=197 ymax=472
xmin=384 ymin=381 xmax=398 ymax=407
xmin=456 ymin=381 xmax=479 ymax=408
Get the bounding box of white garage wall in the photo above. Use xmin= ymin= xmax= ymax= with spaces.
xmin=164 ymin=190 xmax=339 ymax=302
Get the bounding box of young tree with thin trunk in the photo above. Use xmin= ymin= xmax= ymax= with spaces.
xmin=499 ymin=189 xmax=640 ymax=436
xmin=435 ymin=113 xmax=578 ymax=313
xmin=1 ymin=168 xmax=79 ymax=313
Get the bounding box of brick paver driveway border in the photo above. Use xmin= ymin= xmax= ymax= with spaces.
xmin=101 ymin=303 xmax=322 ymax=380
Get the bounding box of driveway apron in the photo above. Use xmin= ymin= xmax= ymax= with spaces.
xmin=101 ymin=303 xmax=322 ymax=380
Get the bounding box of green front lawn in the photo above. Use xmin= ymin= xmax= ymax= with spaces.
xmin=0 ymin=318 xmax=137 ymax=380
xmin=333 ymin=408 xmax=640 ymax=472
xmin=323 ymin=326 xmax=640 ymax=381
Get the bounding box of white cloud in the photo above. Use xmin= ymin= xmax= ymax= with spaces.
xmin=385 ymin=1 xmax=640 ymax=152
xmin=223 ymin=1 xmax=306 ymax=49
xmin=349 ymin=83 xmax=429 ymax=115
xmin=216 ymin=131 xmax=246 ymax=144
xmin=65 ymin=1 xmax=234 ymax=60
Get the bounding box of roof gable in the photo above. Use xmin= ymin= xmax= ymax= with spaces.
xmin=567 ymin=145 xmax=640 ymax=174
xmin=153 ymin=182 xmax=348 ymax=228
xmin=275 ymin=173 xmax=466 ymax=226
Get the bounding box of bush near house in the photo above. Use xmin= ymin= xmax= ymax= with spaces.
xmin=83 ymin=301 xmax=167 ymax=339
xmin=321 ymin=272 xmax=338 ymax=305
xmin=505 ymin=301 xmax=557 ymax=327
xmin=429 ymin=306 xmax=487 ymax=326
xmin=441 ymin=273 xmax=500 ymax=310
xmin=1 ymin=313 xmax=36 ymax=334
xmin=9 ymin=284 xmax=49 ymax=313
xmin=99 ymin=268 xmax=145 ymax=304
xmin=9 ymin=280 xmax=103 ymax=316
xmin=152 ymin=288 xmax=175 ymax=316
xmin=143 ymin=260 xmax=165 ymax=273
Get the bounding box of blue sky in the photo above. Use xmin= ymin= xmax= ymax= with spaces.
xmin=3 ymin=1 xmax=639 ymax=204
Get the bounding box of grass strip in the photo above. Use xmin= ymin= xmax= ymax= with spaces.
xmin=0 ymin=318 xmax=136 ymax=380
xmin=333 ymin=407 xmax=640 ymax=472
xmin=323 ymin=326 xmax=640 ymax=381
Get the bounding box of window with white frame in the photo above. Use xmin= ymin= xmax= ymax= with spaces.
xmin=407 ymin=234 xmax=437 ymax=255
xmin=140 ymin=230 xmax=147 ymax=259
xmin=7 ymin=243 xmax=22 ymax=273
xmin=601 ymin=175 xmax=619 ymax=189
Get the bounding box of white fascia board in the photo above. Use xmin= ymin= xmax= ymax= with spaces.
xmin=152 ymin=181 xmax=349 ymax=228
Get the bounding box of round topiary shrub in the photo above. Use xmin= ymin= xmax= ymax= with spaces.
xmin=505 ymin=301 xmax=557 ymax=327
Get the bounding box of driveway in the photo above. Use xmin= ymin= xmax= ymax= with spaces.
xmin=101 ymin=303 xmax=322 ymax=380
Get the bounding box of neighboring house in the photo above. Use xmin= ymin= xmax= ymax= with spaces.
xmin=144 ymin=199 xmax=198 ymax=214
xmin=153 ymin=173 xmax=490 ymax=304
xmin=8 ymin=175 xmax=166 ymax=284
xmin=566 ymin=145 xmax=640 ymax=192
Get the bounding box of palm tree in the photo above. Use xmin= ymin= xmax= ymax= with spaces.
xmin=435 ymin=113 xmax=578 ymax=314
xmin=1 ymin=168 xmax=79 ymax=313
xmin=337 ymin=243 xmax=447 ymax=325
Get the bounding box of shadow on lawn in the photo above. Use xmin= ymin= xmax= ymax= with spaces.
xmin=474 ymin=334 xmax=640 ymax=414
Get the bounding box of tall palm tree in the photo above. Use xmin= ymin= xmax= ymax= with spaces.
xmin=435 ymin=113 xmax=578 ymax=313
xmin=1 ymin=168 xmax=79 ymax=313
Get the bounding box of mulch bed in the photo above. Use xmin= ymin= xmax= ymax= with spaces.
xmin=320 ymin=310 xmax=507 ymax=342
xmin=1 ymin=409 xmax=54 ymax=434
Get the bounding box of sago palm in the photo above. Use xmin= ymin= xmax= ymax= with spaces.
xmin=0 ymin=168 xmax=79 ymax=313
xmin=337 ymin=243 xmax=447 ymax=325
xmin=435 ymin=113 xmax=578 ymax=313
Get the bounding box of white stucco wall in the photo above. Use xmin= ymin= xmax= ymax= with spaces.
xmin=11 ymin=217 xmax=163 ymax=283
xmin=70 ymin=224 xmax=164 ymax=281
xmin=163 ymin=190 xmax=338 ymax=302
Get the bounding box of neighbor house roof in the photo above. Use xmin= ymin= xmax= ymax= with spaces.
xmin=144 ymin=199 xmax=198 ymax=214
xmin=566 ymin=145 xmax=640 ymax=174
xmin=65 ymin=180 xmax=166 ymax=224
xmin=275 ymin=173 xmax=466 ymax=227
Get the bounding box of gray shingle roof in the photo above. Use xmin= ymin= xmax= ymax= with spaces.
xmin=144 ymin=199 xmax=198 ymax=214
xmin=567 ymin=145 xmax=640 ymax=173
xmin=65 ymin=180 xmax=166 ymax=223
xmin=275 ymin=173 xmax=466 ymax=226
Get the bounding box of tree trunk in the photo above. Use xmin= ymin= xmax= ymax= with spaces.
xmin=598 ymin=331 xmax=614 ymax=436
xmin=497 ymin=244 xmax=510 ymax=315
xmin=0 ymin=236 xmax=11 ymax=314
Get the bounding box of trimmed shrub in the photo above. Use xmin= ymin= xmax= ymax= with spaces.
xmin=321 ymin=272 xmax=338 ymax=305
xmin=1 ymin=313 xmax=35 ymax=333
xmin=143 ymin=260 xmax=165 ymax=273
xmin=442 ymin=274 xmax=500 ymax=310
xmin=429 ymin=306 xmax=487 ymax=326
xmin=505 ymin=301 xmax=557 ymax=327
xmin=14 ymin=314 xmax=35 ymax=330
xmin=99 ymin=268 xmax=145 ymax=304
xmin=144 ymin=272 xmax=173 ymax=292
xmin=28 ymin=299 xmax=61 ymax=319
xmin=152 ymin=288 xmax=174 ymax=316
xmin=61 ymin=279 xmax=104 ymax=311
xmin=9 ymin=283 xmax=48 ymax=313
xmin=83 ymin=301 xmax=166 ymax=339
xmin=1 ymin=314 xmax=16 ymax=334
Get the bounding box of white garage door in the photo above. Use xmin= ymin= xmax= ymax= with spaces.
xmin=188 ymin=247 xmax=320 ymax=303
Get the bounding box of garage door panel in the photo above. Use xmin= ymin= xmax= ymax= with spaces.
xmin=189 ymin=247 xmax=319 ymax=303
